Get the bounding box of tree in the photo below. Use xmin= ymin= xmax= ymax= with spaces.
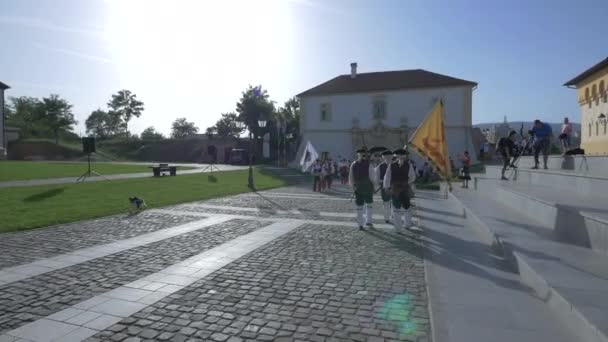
xmin=207 ymin=112 xmax=244 ymax=138
xmin=280 ymin=96 xmax=300 ymax=144
xmin=5 ymin=96 xmax=44 ymax=138
xmin=107 ymin=90 xmax=144 ymax=138
xmin=235 ymin=85 xmax=275 ymax=159
xmin=41 ymin=94 xmax=77 ymax=144
xmin=171 ymin=118 xmax=199 ymax=139
xmin=85 ymin=109 xmax=111 ymax=139
xmin=141 ymin=126 xmax=164 ymax=140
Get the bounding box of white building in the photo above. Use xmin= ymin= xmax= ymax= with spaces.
xmin=296 ymin=63 xmax=477 ymax=162
xmin=0 ymin=81 xmax=9 ymax=159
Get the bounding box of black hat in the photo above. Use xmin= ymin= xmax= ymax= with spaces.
xmin=356 ymin=147 xmax=368 ymax=153
xmin=393 ymin=149 xmax=408 ymax=155
xmin=509 ymin=130 xmax=517 ymax=136
xmin=381 ymin=150 xmax=393 ymax=156
xmin=369 ymin=146 xmax=388 ymax=154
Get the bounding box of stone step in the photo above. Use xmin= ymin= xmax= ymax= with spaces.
xmin=485 ymin=165 xmax=608 ymax=197
xmin=452 ymin=187 xmax=608 ymax=342
xmin=418 ymin=193 xmax=578 ymax=342
xmin=474 ymin=177 xmax=608 ymax=255
xmin=506 ymin=155 xmax=608 ymax=179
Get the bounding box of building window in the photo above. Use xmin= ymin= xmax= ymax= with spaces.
xmin=589 ymin=123 xmax=592 ymax=137
xmin=600 ymin=81 xmax=606 ymax=103
xmin=585 ymin=88 xmax=591 ymax=108
xmin=592 ymin=84 xmax=598 ymax=105
xmin=372 ymin=96 xmax=386 ymax=120
xmin=320 ymin=103 xmax=331 ymax=122
xmin=596 ymin=122 xmax=599 ymax=136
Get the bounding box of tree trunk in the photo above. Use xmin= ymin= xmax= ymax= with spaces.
xmin=54 ymin=130 xmax=59 ymax=145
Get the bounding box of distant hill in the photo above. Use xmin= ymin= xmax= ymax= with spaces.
xmin=474 ymin=121 xmax=581 ymax=135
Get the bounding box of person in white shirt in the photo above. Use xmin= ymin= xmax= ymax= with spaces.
xmin=560 ymin=117 xmax=573 ymax=154
xmin=383 ymin=149 xmax=417 ymax=233
xmin=349 ymin=147 xmax=376 ymax=229
xmin=311 ymin=159 xmax=323 ymax=192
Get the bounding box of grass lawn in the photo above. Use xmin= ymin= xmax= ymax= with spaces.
xmin=0 ymin=161 xmax=195 ymax=182
xmin=0 ymin=169 xmax=287 ymax=233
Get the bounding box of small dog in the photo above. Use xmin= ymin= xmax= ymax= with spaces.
xmin=128 ymin=196 xmax=147 ymax=211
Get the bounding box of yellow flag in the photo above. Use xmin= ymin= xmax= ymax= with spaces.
xmin=408 ymin=100 xmax=451 ymax=179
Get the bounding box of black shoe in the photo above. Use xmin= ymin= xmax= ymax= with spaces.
xmin=359 ymin=225 xmax=364 ymax=230
xmin=543 ymin=165 xmax=548 ymax=170
xmin=366 ymin=223 xmax=374 ymax=228
xmin=531 ymin=166 xmax=539 ymax=169
xmin=385 ymin=220 xmax=390 ymax=224
xmin=501 ymin=176 xmax=508 ymax=180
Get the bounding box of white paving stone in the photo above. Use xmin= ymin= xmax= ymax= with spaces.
xmin=2 ymin=219 xmax=305 ymax=342
xmin=0 ymin=215 xmax=234 ymax=286
xmin=8 ymin=319 xmax=79 ymax=342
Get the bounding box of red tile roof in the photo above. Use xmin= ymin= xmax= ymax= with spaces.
xmin=298 ymin=69 xmax=477 ymax=97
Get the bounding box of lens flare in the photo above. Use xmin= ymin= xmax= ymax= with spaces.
xmin=378 ymin=293 xmax=418 ymax=336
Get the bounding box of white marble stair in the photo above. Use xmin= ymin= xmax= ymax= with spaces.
xmin=475 ymin=176 xmax=608 ymax=255
xmin=452 ymin=184 xmax=608 ymax=342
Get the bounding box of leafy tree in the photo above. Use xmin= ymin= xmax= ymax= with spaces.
xmin=5 ymin=96 xmax=44 ymax=138
xmin=235 ymin=85 xmax=275 ymax=158
xmin=41 ymin=94 xmax=77 ymax=144
xmin=107 ymin=90 xmax=144 ymax=138
xmin=207 ymin=112 xmax=244 ymax=138
xmin=279 ymin=96 xmax=300 ymax=144
xmin=141 ymin=126 xmax=164 ymax=140
xmin=85 ymin=109 xmax=111 ymax=139
xmin=171 ymin=118 xmax=199 ymax=139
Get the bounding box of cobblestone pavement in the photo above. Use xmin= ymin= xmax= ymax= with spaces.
xmin=0 ymin=219 xmax=266 ymax=334
xmin=87 ymin=224 xmax=430 ymax=342
xmin=0 ymin=212 xmax=203 ymax=268
xmin=1 ymin=182 xmax=431 ymax=342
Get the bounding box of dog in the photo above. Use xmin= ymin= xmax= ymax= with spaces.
xmin=128 ymin=196 xmax=147 ymax=211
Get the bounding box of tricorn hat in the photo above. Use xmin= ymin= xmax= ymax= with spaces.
xmin=369 ymin=146 xmax=388 ymax=154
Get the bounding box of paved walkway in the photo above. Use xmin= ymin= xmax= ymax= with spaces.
xmin=0 ymin=183 xmax=431 ymax=342
xmin=0 ymin=164 xmax=247 ymax=188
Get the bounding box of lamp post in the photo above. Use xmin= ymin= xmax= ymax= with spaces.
xmin=237 ymin=119 xmax=266 ymax=189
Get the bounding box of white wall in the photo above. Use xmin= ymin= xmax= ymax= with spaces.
xmin=297 ymin=85 xmax=475 ymax=162
xmin=301 ymin=86 xmax=470 ymax=132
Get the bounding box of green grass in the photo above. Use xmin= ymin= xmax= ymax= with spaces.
xmin=0 ymin=161 xmax=196 ymax=182
xmin=0 ymin=169 xmax=287 ymax=233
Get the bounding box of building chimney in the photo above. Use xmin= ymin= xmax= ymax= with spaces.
xmin=350 ymin=62 xmax=357 ymax=78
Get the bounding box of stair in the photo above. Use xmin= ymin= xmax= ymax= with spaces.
xmin=450 ymin=162 xmax=608 ymax=342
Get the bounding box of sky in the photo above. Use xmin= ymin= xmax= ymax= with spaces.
xmin=1 ymin=0 xmax=607 ymax=136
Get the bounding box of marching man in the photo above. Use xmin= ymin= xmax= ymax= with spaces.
xmin=383 ymin=148 xmax=417 ymax=233
xmin=349 ymin=147 xmax=376 ymax=229
xmin=375 ymin=150 xmax=393 ymax=223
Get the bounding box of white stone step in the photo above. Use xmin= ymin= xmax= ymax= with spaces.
xmin=504 ymin=155 xmax=608 ymax=179
xmin=474 ymin=177 xmax=608 ymax=255
xmin=485 ymin=165 xmax=608 ymax=197
xmin=418 ymin=193 xmax=578 ymax=342
xmin=452 ymin=186 xmax=608 ymax=342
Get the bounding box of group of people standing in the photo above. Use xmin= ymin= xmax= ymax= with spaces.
xmin=348 ymin=146 xmax=417 ymax=233
xmin=310 ymin=158 xmax=353 ymax=191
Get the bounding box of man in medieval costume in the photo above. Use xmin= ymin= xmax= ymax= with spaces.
xmin=383 ymin=148 xmax=417 ymax=233
xmin=375 ymin=150 xmax=394 ymax=223
xmin=349 ymin=147 xmax=376 ymax=229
